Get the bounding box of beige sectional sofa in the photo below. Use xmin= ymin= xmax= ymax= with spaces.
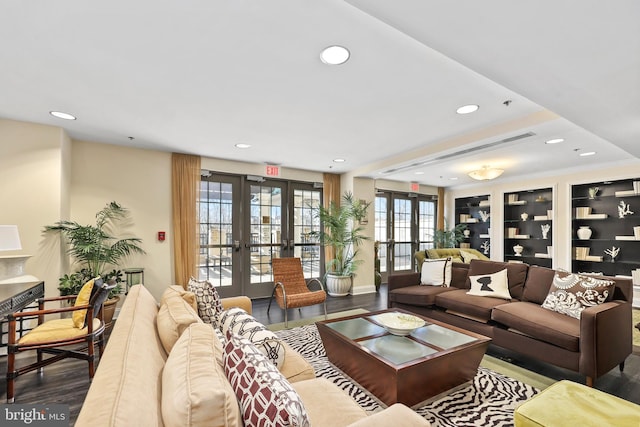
xmin=76 ymin=285 xmax=428 ymax=427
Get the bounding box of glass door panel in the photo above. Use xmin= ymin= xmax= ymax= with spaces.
xmin=393 ymin=197 xmax=413 ymax=272
xmin=291 ymin=187 xmax=322 ymax=279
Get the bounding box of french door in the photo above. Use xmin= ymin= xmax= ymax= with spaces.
xmin=375 ymin=192 xmax=436 ymax=282
xmin=198 ymin=173 xmax=322 ymax=298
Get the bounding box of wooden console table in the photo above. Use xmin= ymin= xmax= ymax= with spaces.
xmin=0 ymin=281 xmax=45 ymax=351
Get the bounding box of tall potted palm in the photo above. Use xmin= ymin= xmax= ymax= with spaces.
xmin=45 ymin=201 xmax=145 ymax=324
xmin=313 ymin=192 xmax=371 ymax=296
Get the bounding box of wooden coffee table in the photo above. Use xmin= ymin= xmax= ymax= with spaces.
xmin=316 ymin=308 xmax=491 ymax=407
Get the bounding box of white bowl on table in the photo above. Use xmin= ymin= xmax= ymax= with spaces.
xmin=376 ymin=312 xmax=426 ymax=336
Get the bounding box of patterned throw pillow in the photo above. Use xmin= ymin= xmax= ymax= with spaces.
xmin=224 ymin=333 xmax=310 ymax=427
xmin=466 ymin=268 xmax=512 ymax=300
xmin=420 ymin=257 xmax=452 ymax=286
xmin=220 ymin=307 xmax=286 ymax=369
xmin=541 ymin=271 xmax=614 ymax=319
xmin=188 ymin=277 xmax=224 ymax=328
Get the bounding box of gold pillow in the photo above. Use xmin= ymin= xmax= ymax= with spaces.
xmin=72 ymin=278 xmax=95 ymax=328
xmin=157 ymin=292 xmax=203 ymax=354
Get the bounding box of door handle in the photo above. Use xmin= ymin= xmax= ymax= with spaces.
xmin=234 ymin=240 xmax=241 ymax=252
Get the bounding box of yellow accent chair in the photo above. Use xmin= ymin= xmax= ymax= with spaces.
xmin=6 ymin=277 xmax=116 ymax=403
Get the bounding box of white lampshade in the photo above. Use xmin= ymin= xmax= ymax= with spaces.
xmin=0 ymin=225 xmax=22 ymax=251
xmin=468 ymin=166 xmax=504 ymax=181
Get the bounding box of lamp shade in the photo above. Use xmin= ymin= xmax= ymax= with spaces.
xmin=468 ymin=167 xmax=504 ymax=181
xmin=0 ymin=225 xmax=22 ymax=251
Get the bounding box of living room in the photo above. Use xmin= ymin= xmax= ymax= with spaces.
xmin=1 ymin=2 xmax=640 ymax=426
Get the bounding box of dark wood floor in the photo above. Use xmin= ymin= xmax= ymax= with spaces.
xmin=1 ymin=284 xmax=638 ymax=425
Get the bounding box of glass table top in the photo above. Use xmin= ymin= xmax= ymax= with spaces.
xmin=324 ymin=312 xmax=479 ymax=365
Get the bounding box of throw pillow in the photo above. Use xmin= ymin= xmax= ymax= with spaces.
xmin=72 ymin=277 xmax=96 ymax=328
xmin=420 ymin=257 xmax=452 ymax=286
xmin=220 ymin=307 xmax=286 ymax=369
xmin=467 ymin=268 xmax=512 ymax=300
xmin=188 ymin=277 xmax=224 ymax=328
xmin=459 ymin=249 xmax=481 ymax=264
xmin=541 ymin=270 xmax=615 ymax=319
xmin=224 ymin=333 xmax=310 ymax=427
xmin=162 ymin=323 xmax=242 ymax=427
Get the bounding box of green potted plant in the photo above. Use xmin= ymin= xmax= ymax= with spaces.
xmin=45 ymin=201 xmax=145 ymax=324
xmin=312 ymin=192 xmax=371 ymax=296
xmin=434 ymin=222 xmax=468 ymax=248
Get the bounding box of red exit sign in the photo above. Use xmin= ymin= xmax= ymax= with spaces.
xmin=266 ymin=165 xmax=280 ymax=177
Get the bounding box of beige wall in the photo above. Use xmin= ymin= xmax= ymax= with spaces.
xmin=70 ymin=140 xmax=173 ymax=301
xmin=0 ymin=119 xmax=69 ymax=297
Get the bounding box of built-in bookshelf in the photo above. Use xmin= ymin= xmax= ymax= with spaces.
xmin=503 ymin=188 xmax=553 ymax=267
xmin=455 ymin=195 xmax=491 ymax=256
xmin=572 ymin=178 xmax=640 ymax=281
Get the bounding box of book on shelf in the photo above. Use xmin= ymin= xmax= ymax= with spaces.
xmin=514 ymin=234 xmax=530 ymax=239
xmin=533 ymin=215 xmax=548 ymax=221
xmin=478 ymin=200 xmax=491 ymax=207
xmin=534 ymin=253 xmax=551 ymax=258
xmin=459 ymin=243 xmax=471 ymax=249
xmin=614 ymin=190 xmax=637 ymax=197
xmin=506 ymin=227 xmax=519 ymax=238
xmin=574 ymin=247 xmax=590 ymax=260
xmin=615 ymin=235 xmax=637 ymax=241
xmin=584 ymin=255 xmax=603 ymax=262
xmin=584 ymin=213 xmax=608 ymax=219
xmin=466 ymin=218 xmax=479 ymax=223
xmin=479 ymin=234 xmax=490 ymax=238
xmin=508 ymin=200 xmax=527 ymax=205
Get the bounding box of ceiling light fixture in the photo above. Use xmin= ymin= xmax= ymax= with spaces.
xmin=49 ymin=111 xmax=76 ymax=120
xmin=333 ymin=158 xmax=345 ymax=163
xmin=320 ymin=46 xmax=350 ymax=65
xmin=456 ymin=104 xmax=479 ymax=115
xmin=235 ymin=143 xmax=251 ymax=149
xmin=545 ymin=138 xmax=564 ymax=144
xmin=468 ymin=165 xmax=504 ymax=181
xmin=579 ymin=151 xmax=596 ymax=157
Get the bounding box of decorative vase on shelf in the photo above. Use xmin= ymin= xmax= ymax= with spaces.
xmin=520 ymin=213 xmax=529 ymax=221
xmin=513 ymin=245 xmax=523 ymax=256
xmin=577 ymin=226 xmax=592 ymax=240
xmin=463 ymin=229 xmax=470 ymax=238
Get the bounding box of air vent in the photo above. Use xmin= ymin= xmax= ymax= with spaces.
xmin=381 ymin=132 xmax=535 ymax=175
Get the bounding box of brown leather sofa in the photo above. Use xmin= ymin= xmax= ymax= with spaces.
xmin=388 ymin=259 xmax=633 ymax=386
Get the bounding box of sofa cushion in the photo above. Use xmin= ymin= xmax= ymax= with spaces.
xmin=420 ymin=257 xmax=452 ymax=286
xmin=541 ymin=271 xmax=615 ymax=319
xmin=161 ymin=285 xmax=198 ymax=312
xmin=459 ymin=249 xmax=482 ymax=264
xmin=188 ymin=277 xmax=224 ymax=328
xmin=389 ymin=285 xmax=456 ymax=307
xmin=491 ymin=301 xmax=580 ymax=352
xmin=293 ymin=378 xmax=367 ymax=426
xmin=467 ymin=268 xmax=512 ymax=300
xmin=521 ymin=265 xmax=556 ymax=304
xmin=72 ymin=277 xmax=95 ymax=328
xmin=221 ymin=307 xmax=286 ymax=369
xmin=157 ymin=291 xmax=203 ymax=354
xmin=224 ymin=333 xmax=311 ymax=427
xmin=162 ymin=323 xmax=242 ymax=427
xmin=435 ymin=289 xmax=512 ymax=322
xmin=466 ymin=259 xmax=528 ymax=300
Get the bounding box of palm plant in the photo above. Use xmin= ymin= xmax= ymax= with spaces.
xmin=434 ymin=222 xmax=468 ymax=248
xmin=312 ymin=192 xmax=371 ymax=276
xmin=45 ymin=201 xmax=145 ymax=296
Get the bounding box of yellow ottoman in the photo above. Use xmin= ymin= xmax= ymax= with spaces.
xmin=514 ymin=380 xmax=640 ymax=427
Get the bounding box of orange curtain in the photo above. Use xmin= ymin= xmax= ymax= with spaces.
xmin=171 ymin=153 xmax=201 ymax=288
xmin=322 ymin=173 xmax=341 ymax=264
xmin=437 ymin=187 xmax=445 ymax=231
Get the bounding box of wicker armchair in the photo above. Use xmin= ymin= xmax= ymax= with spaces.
xmin=6 ymin=277 xmax=115 ymax=403
xmin=268 ymin=257 xmax=327 ymax=328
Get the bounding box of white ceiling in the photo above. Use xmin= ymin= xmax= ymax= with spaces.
xmin=1 ymin=1 xmax=638 ymax=188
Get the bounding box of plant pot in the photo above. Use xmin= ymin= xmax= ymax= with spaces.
xmin=102 ymin=296 xmax=120 ymax=327
xmin=325 ymin=274 xmax=352 ymax=297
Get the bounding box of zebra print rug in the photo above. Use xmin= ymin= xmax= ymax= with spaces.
xmin=276 ymin=324 xmax=539 ymax=427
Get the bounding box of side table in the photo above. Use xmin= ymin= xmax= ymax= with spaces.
xmin=0 ymin=281 xmax=45 ymax=353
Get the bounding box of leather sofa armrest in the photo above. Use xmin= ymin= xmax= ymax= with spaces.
xmin=221 ymin=296 xmax=252 ymax=315
xmin=579 ymin=300 xmax=632 ymax=379
xmin=388 ymin=272 xmax=421 ymax=292
xmin=347 ymin=404 xmax=430 ymax=427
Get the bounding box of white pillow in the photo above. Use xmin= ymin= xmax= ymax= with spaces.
xmin=420 ymin=257 xmax=452 ymax=287
xmin=466 ymin=268 xmax=512 ymax=300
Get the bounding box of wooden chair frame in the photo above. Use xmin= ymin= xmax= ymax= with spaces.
xmin=6 ymin=282 xmax=113 ymax=403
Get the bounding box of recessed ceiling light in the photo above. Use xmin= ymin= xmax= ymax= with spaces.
xmin=320 ymin=46 xmax=350 ymax=65
xmin=456 ymin=104 xmax=479 ymax=115
xmin=580 ymin=151 xmax=596 ymax=157
xmin=235 ymin=143 xmax=251 ymax=149
xmin=449 ymin=177 xmax=459 ymax=181
xmin=333 ymin=158 xmax=345 ymax=163
xmin=414 ymin=171 xmax=425 ymax=175
xmin=545 ymin=138 xmax=564 ymax=144
xmin=50 ymin=111 xmax=76 ymax=120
